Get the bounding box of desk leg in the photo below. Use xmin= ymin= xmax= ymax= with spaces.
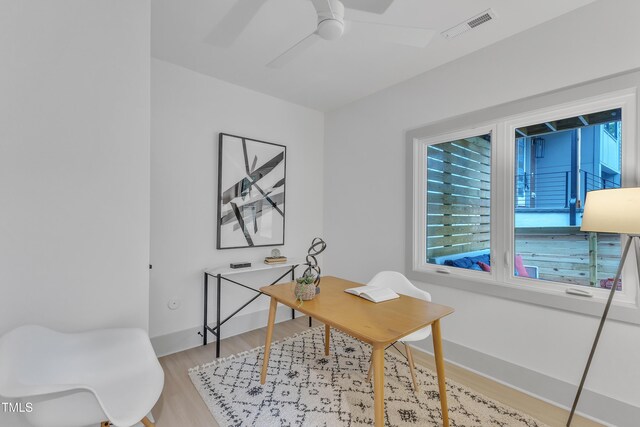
xmin=203 ymin=273 xmax=208 ymax=346
xmin=260 ymin=297 xmax=278 ymax=384
xmin=372 ymin=344 xmax=385 ymax=427
xmin=324 ymin=324 xmax=330 ymax=356
xmin=432 ymin=320 xmax=449 ymax=427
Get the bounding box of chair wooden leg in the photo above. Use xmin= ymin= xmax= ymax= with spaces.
xmin=405 ymin=343 xmax=419 ymax=392
xmin=141 ymin=416 xmax=155 ymax=427
xmin=366 ymin=352 xmax=373 ymax=382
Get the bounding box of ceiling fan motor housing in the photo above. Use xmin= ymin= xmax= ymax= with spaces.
xmin=317 ymin=0 xmax=345 ymax=40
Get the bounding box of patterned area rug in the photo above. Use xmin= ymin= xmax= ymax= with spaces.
xmin=189 ymin=327 xmax=547 ymax=427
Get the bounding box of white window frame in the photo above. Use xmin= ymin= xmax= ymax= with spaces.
xmin=502 ymin=90 xmax=638 ymax=308
xmin=411 ymin=89 xmax=638 ymax=313
xmin=413 ymin=124 xmax=498 ymax=281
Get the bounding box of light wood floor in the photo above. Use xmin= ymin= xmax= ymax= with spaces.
xmin=151 ymin=317 xmax=602 ymax=427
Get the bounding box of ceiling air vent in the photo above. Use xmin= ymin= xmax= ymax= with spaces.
xmin=441 ymin=9 xmax=496 ymax=39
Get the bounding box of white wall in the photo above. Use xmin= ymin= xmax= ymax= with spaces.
xmin=324 ymin=0 xmax=640 ymax=424
xmin=150 ymin=59 xmax=324 ymax=352
xmin=0 ymin=0 xmax=150 ymax=334
xmin=0 ymin=2 xmax=150 ymax=425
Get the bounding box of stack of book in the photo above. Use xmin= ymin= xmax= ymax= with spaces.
xmin=264 ymin=256 xmax=287 ymax=265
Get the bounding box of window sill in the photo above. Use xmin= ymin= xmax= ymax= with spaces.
xmin=406 ymin=268 xmax=640 ymax=324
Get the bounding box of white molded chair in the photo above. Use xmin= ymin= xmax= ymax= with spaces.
xmin=365 ymin=271 xmax=431 ymax=392
xmin=0 ymin=325 xmax=164 ymax=427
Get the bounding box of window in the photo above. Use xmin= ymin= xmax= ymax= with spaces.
xmin=413 ymin=126 xmax=495 ymax=278
xmin=513 ymin=109 xmax=623 ymax=289
xmin=411 ymin=89 xmax=638 ymax=318
xmin=426 ymin=134 xmax=491 ymax=272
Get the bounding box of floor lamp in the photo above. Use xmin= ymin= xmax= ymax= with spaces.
xmin=567 ymin=187 xmax=640 ymax=426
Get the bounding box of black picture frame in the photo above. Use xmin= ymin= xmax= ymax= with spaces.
xmin=216 ymin=133 xmax=286 ymax=249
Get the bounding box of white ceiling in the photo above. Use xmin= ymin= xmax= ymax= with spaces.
xmin=151 ymin=0 xmax=597 ymax=111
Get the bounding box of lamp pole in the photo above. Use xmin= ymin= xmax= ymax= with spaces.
xmin=566 ymin=235 xmax=636 ymax=426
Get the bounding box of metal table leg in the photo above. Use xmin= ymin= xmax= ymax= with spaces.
xmin=202 ymin=264 xmax=304 ymax=357
xmin=203 ymin=272 xmax=208 ymax=346
xmin=291 ymin=266 xmax=295 ymax=320
xmin=216 ymin=274 xmax=221 ymax=358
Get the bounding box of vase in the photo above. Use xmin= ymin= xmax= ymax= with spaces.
xmin=294 ymin=283 xmax=316 ymax=301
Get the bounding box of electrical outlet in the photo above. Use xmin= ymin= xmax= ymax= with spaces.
xmin=167 ymin=299 xmax=181 ymax=310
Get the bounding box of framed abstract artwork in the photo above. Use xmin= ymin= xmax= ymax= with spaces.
xmin=216 ymin=133 xmax=286 ymax=249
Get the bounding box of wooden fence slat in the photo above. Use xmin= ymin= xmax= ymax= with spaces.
xmin=516 ymin=226 xmax=581 ymax=235
xmin=518 ymin=249 xmax=620 ymax=259
xmin=428 ymin=224 xmax=491 ymax=236
xmin=517 ymin=254 xmax=590 ymax=263
xmin=528 ymin=267 xmax=590 ymax=278
xmin=455 ymin=138 xmax=491 ymax=157
xmin=427 ymin=153 xmax=491 ymax=178
xmin=427 ymin=182 xmax=490 ymax=199
xmin=428 ymin=169 xmax=491 ymax=191
xmin=428 ymin=148 xmax=491 ymax=174
xmin=516 ymin=259 xmax=609 ymax=271
xmin=448 ymin=142 xmax=491 ymax=166
xmin=427 ymin=158 xmax=489 ymax=183
xmin=427 ymin=193 xmax=491 ymax=208
xmin=428 ymin=203 xmax=490 ymax=216
xmin=428 ymin=233 xmax=490 ymax=247
xmin=427 ymin=215 xmax=491 ymax=225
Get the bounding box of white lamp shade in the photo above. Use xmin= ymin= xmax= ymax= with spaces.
xmin=581 ymin=188 xmax=640 ymax=234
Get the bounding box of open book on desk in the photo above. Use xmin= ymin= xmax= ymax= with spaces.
xmin=344 ymin=285 xmax=399 ymax=303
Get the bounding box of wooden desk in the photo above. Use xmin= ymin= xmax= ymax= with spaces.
xmin=260 ymin=276 xmax=455 ymax=427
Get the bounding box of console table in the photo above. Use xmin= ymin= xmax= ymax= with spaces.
xmin=201 ymin=258 xmax=311 ymax=358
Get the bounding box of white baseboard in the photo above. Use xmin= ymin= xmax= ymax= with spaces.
xmin=150 ymin=306 xmax=302 ymax=357
xmin=411 ymin=339 xmax=637 ymax=427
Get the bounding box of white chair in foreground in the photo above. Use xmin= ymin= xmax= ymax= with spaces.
xmin=0 ymin=325 xmax=164 ymax=427
xmin=366 ymin=271 xmax=432 ymax=392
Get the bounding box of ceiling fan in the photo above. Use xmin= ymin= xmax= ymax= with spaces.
xmin=205 ymin=0 xmax=435 ymax=68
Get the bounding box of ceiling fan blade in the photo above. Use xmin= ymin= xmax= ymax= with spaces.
xmin=204 ymin=0 xmax=268 ymax=47
xmin=309 ymin=0 xmax=332 ymax=14
xmin=341 ymin=0 xmax=394 ymax=14
xmin=348 ymin=20 xmax=435 ymax=48
xmin=267 ymin=32 xmax=320 ymax=68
